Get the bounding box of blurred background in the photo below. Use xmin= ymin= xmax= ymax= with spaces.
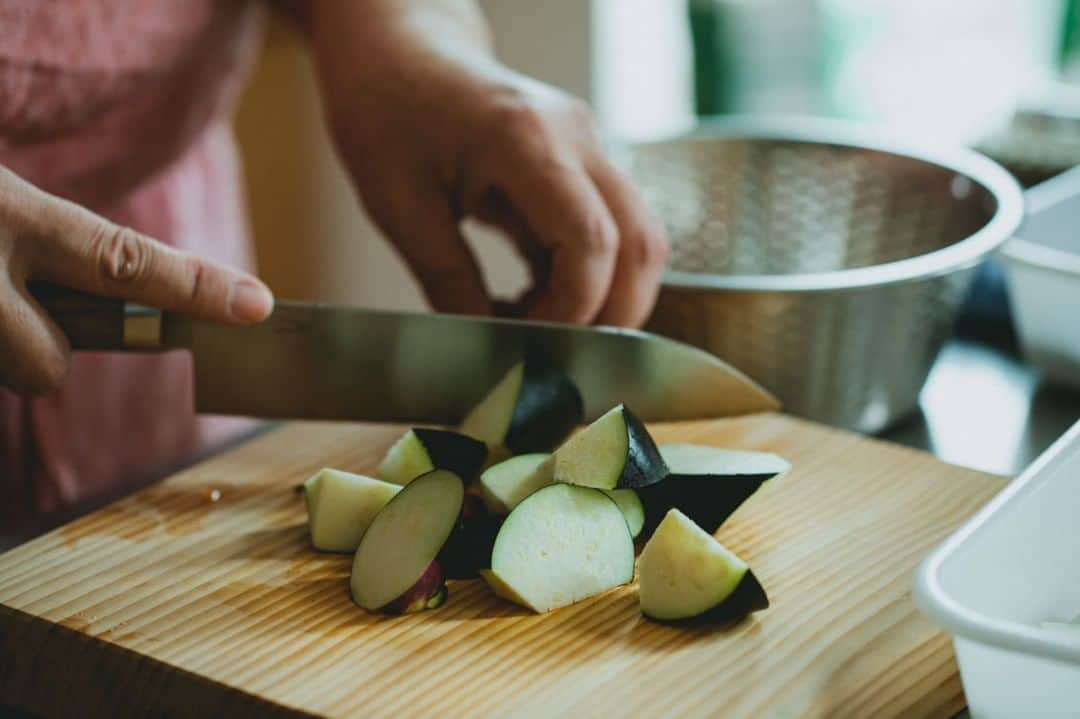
xmin=236 ymin=0 xmax=1079 ymax=308
xmin=233 ymin=0 xmax=1080 ymax=474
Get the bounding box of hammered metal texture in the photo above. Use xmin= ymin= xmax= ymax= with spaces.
xmin=633 ymin=137 xmax=998 ymax=432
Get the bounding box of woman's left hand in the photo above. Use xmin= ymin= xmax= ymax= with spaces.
xmin=308 ymin=0 xmax=669 ymax=328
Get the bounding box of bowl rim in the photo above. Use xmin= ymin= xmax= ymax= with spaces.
xmin=639 ymin=116 xmax=1025 ymax=293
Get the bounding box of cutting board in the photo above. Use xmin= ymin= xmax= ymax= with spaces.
xmin=0 ymin=414 xmax=1004 ymax=718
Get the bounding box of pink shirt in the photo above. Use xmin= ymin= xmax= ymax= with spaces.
xmin=0 ymin=1 xmax=264 ymax=529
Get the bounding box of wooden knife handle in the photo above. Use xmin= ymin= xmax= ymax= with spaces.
xmin=28 ymin=282 xmax=162 ymax=351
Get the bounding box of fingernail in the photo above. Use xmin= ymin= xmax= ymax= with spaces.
xmin=229 ymin=278 xmax=274 ymax=322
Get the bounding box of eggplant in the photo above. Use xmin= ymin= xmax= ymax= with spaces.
xmin=637 ymin=443 xmax=790 ymax=536
xmin=659 ymin=443 xmax=790 ymax=478
xmin=350 ymin=469 xmax=465 ymax=613
xmin=460 ymin=355 xmax=583 ymax=455
xmin=300 ymin=468 xmax=401 ymax=553
xmin=438 ymin=514 xmax=503 ymax=579
xmin=551 ymin=404 xmax=667 ymax=490
xmin=603 ymin=489 xmax=644 ymax=539
xmin=481 ymin=484 xmax=634 ymax=613
xmin=379 ymin=561 xmax=449 ymax=614
xmin=377 ymin=428 xmax=486 ymax=486
xmin=478 ymin=453 xmax=554 ymax=515
xmin=638 ymin=509 xmax=768 ymax=624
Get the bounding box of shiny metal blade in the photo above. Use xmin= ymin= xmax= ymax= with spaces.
xmin=173 ymin=301 xmax=778 ymax=424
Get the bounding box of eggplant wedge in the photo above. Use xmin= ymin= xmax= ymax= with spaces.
xmin=478 ymin=453 xmax=554 ymax=516
xmin=301 ymin=468 xmax=401 ymax=552
xmin=552 ymin=404 xmax=667 ymax=490
xmin=639 ymin=509 xmax=768 ymax=624
xmin=460 ymin=355 xmax=584 ymax=455
xmin=377 ymin=428 xmax=487 ymax=485
xmin=637 ymin=443 xmax=790 ymax=536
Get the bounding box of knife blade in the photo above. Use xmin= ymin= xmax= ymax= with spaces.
xmin=33 ymin=283 xmax=778 ymax=424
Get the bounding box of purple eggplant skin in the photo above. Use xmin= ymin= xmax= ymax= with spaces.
xmin=504 ymin=355 xmax=584 ymax=454
xmin=638 ymin=473 xmax=773 ymax=537
xmin=412 ymin=429 xmax=487 ymax=483
xmin=438 ymin=515 xmax=502 ymax=579
xmin=616 ymin=405 xmax=669 ymax=490
xmin=642 ymin=570 xmax=769 ymax=626
xmin=436 ymin=487 xmax=501 ymax=579
xmin=378 ymin=561 xmax=448 ymax=615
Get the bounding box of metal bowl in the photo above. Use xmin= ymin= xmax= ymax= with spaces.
xmin=629 ymin=118 xmax=1024 ymax=433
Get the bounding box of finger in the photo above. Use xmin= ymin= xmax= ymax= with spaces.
xmin=493 ymin=150 xmax=618 ymax=325
xmin=588 ymin=159 xmax=670 ymax=327
xmin=0 ymin=278 xmax=70 ymax=395
xmin=469 ymin=190 xmax=550 ymax=292
xmin=18 ymin=183 xmax=272 ymax=324
xmin=369 ymin=184 xmax=490 ymax=316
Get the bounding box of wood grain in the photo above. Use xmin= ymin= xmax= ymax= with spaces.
xmin=0 ymin=414 xmax=1004 ymax=718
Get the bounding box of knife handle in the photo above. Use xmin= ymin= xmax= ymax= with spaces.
xmin=28 ymin=282 xmax=163 ymax=351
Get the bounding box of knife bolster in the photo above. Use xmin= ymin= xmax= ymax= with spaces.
xmin=123 ymin=305 xmax=163 ymax=349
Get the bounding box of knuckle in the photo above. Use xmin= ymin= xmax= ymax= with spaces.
xmin=492 ymin=98 xmax=550 ymax=144
xmin=562 ymin=95 xmax=595 ymax=128
xmin=90 ymin=224 xmax=150 ymax=286
xmin=579 ymin=212 xmax=618 ymax=258
xmin=627 ymin=225 xmax=670 ymax=270
xmin=185 ymin=257 xmax=208 ymax=306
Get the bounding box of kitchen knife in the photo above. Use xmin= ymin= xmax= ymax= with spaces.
xmin=32 ymin=283 xmax=778 ymax=424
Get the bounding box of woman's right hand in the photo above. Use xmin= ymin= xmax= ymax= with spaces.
xmin=0 ymin=166 xmax=274 ymax=396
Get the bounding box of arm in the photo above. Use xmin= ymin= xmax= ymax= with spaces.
xmin=305 ymin=0 xmax=668 ymax=326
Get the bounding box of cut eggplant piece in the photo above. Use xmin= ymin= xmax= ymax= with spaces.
xmin=638 ymin=444 xmax=790 ymax=535
xmin=477 ymin=452 xmax=642 ymax=538
xmin=478 ymin=453 xmax=554 ymax=515
xmin=460 ymin=355 xmax=583 ymax=454
xmin=438 ymin=515 xmax=503 ymax=579
xmin=483 ymin=483 xmax=635 ymax=613
xmin=603 ymin=489 xmax=645 ymax=539
xmin=638 ymin=476 xmax=766 ymax=537
xmin=301 ymin=468 xmax=401 ymax=552
xmin=380 ymin=561 xmax=448 ymax=614
xmin=300 ymin=474 xmax=320 ymax=518
xmin=351 ymin=469 xmax=465 ymax=612
xmin=377 ymin=428 xmax=486 ymax=486
xmin=659 ymin=443 xmax=790 ymax=478
xmin=478 ymin=568 xmax=530 ymax=607
xmin=552 ymin=404 xmax=667 ymax=490
xmin=638 ymin=509 xmax=768 ymax=623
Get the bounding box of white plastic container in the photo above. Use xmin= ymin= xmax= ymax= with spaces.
xmin=914 ymin=420 xmax=1080 ymax=719
xmin=1000 ymin=165 xmax=1080 ymax=389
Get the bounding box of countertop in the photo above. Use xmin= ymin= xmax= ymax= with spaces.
xmin=884 ymin=337 xmax=1080 ymax=476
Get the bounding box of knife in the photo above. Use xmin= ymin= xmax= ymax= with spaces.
xmin=31 ymin=283 xmax=778 ymax=424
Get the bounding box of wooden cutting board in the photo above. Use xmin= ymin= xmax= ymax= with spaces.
xmin=0 ymin=414 xmax=1004 ymax=718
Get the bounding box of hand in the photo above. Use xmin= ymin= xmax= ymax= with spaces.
xmin=311 ymin=2 xmax=669 ymax=327
xmin=0 ymin=166 xmax=274 ymax=395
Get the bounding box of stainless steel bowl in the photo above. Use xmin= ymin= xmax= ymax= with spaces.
xmin=628 ymin=118 xmax=1024 ymax=433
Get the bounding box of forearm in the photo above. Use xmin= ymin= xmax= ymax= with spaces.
xmin=308 ymin=0 xmax=498 ymax=133
xmin=311 ymin=0 xmax=493 ymax=58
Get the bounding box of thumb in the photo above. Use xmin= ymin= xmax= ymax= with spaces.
xmin=22 ymin=183 xmax=272 ymax=324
